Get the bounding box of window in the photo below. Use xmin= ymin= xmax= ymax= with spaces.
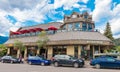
xmin=88 ymin=24 xmax=92 ymax=31
xmin=84 ymin=15 xmax=87 ymax=19
xmin=74 ymin=23 xmax=80 ymax=30
xmin=68 ymin=24 xmax=73 ymax=31
xmin=47 ymin=30 xmax=55 ymax=34
xmin=62 ymin=25 xmax=66 ymax=30
xmin=82 ymin=23 xmax=87 ymax=31
xmin=53 ymin=46 xmax=67 ymax=56
xmin=72 ymin=15 xmax=77 ymax=18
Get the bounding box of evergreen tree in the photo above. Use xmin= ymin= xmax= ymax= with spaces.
xmin=104 ymin=22 xmax=114 ymax=41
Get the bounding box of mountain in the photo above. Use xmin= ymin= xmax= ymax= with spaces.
xmin=0 ymin=36 xmax=9 ymax=44
xmin=114 ymin=38 xmax=120 ymax=46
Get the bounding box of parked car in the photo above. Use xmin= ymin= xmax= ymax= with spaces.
xmin=27 ymin=56 xmax=51 ymax=65
xmin=90 ymin=56 xmax=120 ymax=69
xmin=51 ymin=55 xmax=84 ymax=68
xmin=0 ymin=56 xmax=21 ymax=63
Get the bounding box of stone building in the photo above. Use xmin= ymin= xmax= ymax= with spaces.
xmin=5 ymin=12 xmax=113 ymax=60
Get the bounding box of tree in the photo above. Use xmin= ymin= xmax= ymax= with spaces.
xmin=104 ymin=22 xmax=114 ymax=41
xmin=0 ymin=44 xmax=7 ymax=56
xmin=14 ymin=40 xmax=24 ymax=58
xmin=116 ymin=46 xmax=120 ymax=53
xmin=36 ymin=31 xmax=49 ymax=55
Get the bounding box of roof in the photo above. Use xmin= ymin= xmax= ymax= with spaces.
xmin=5 ymin=31 xmax=111 ymax=45
xmin=19 ymin=22 xmax=63 ymax=31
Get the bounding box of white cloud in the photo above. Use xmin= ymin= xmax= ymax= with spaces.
xmin=0 ymin=0 xmax=89 ymax=36
xmin=93 ymin=0 xmax=120 ymax=38
xmin=93 ymin=0 xmax=112 ymax=22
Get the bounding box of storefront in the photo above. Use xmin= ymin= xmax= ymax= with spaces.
xmin=5 ymin=12 xmax=113 ymax=60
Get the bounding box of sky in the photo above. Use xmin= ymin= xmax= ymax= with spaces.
xmin=0 ymin=0 xmax=120 ymax=38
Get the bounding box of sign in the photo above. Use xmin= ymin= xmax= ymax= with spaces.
xmin=8 ymin=44 xmax=13 ymax=46
xmin=87 ymin=41 xmax=103 ymax=44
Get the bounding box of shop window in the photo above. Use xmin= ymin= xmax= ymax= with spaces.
xmin=94 ymin=46 xmax=99 ymax=54
xmin=53 ymin=46 xmax=67 ymax=56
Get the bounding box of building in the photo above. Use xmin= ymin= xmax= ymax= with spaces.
xmin=5 ymin=12 xmax=114 ymax=60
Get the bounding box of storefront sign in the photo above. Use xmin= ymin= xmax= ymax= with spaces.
xmin=87 ymin=41 xmax=103 ymax=44
xmin=8 ymin=44 xmax=13 ymax=46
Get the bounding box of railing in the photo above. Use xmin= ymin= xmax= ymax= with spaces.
xmin=9 ymin=29 xmax=100 ymax=39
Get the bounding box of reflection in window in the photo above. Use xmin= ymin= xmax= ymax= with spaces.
xmin=88 ymin=24 xmax=92 ymax=31
xmin=82 ymin=23 xmax=87 ymax=31
xmin=53 ymin=46 xmax=67 ymax=56
xmin=68 ymin=24 xmax=73 ymax=31
xmin=47 ymin=30 xmax=54 ymax=34
xmin=84 ymin=15 xmax=87 ymax=19
xmin=62 ymin=25 xmax=66 ymax=30
xmin=74 ymin=23 xmax=80 ymax=30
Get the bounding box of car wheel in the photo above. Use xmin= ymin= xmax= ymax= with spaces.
xmin=95 ymin=64 xmax=100 ymax=69
xmin=28 ymin=61 xmax=32 ymax=65
xmin=1 ymin=60 xmax=4 ymax=63
xmin=10 ymin=61 xmax=13 ymax=64
xmin=74 ymin=63 xmax=79 ymax=68
xmin=41 ymin=62 xmax=45 ymax=66
xmin=54 ymin=62 xmax=59 ymax=67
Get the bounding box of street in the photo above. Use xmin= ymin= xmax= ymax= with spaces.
xmin=0 ymin=63 xmax=119 ymax=72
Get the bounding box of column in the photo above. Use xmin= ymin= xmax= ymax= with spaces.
xmin=17 ymin=48 xmax=20 ymax=58
xmin=67 ymin=45 xmax=74 ymax=56
xmin=80 ymin=22 xmax=82 ymax=30
xmin=7 ymin=47 xmax=10 ymax=55
xmin=37 ymin=48 xmax=40 ymax=55
xmin=93 ymin=45 xmax=95 ymax=58
xmin=98 ymin=45 xmax=100 ymax=53
xmin=47 ymin=46 xmax=53 ymax=60
xmin=78 ymin=46 xmax=81 ymax=58
xmin=24 ymin=47 xmax=28 ymax=60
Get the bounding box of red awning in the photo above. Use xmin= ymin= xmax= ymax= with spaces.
xmin=19 ymin=30 xmax=30 ymax=34
xmin=34 ymin=28 xmax=43 ymax=31
xmin=48 ymin=26 xmax=58 ymax=30
xmin=12 ymin=32 xmax=21 ymax=35
xmin=29 ymin=28 xmax=36 ymax=32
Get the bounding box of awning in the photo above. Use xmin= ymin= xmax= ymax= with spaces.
xmin=48 ymin=26 xmax=58 ymax=30
xmin=34 ymin=28 xmax=43 ymax=31
xmin=19 ymin=30 xmax=30 ymax=34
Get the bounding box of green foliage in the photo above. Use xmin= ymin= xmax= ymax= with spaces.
xmin=37 ymin=31 xmax=49 ymax=49
xmin=104 ymin=22 xmax=114 ymax=41
xmin=0 ymin=44 xmax=7 ymax=56
xmin=113 ymin=38 xmax=120 ymax=46
xmin=115 ymin=46 xmax=120 ymax=52
xmin=14 ymin=40 xmax=25 ymax=51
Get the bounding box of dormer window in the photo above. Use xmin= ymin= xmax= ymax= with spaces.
xmin=72 ymin=15 xmax=77 ymax=18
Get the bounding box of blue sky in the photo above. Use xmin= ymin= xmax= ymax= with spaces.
xmin=0 ymin=0 xmax=120 ymax=38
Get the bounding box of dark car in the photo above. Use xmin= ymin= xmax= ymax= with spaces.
xmin=90 ymin=56 xmax=120 ymax=69
xmin=1 ymin=56 xmax=21 ymax=63
xmin=27 ymin=56 xmax=51 ymax=65
xmin=51 ymin=55 xmax=84 ymax=68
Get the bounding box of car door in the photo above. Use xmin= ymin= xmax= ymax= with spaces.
xmin=64 ymin=55 xmax=73 ymax=66
xmin=4 ymin=56 xmax=11 ymax=63
xmin=102 ymin=58 xmax=116 ymax=68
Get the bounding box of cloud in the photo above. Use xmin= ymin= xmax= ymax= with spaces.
xmin=0 ymin=0 xmax=89 ymax=36
xmin=93 ymin=0 xmax=120 ymax=38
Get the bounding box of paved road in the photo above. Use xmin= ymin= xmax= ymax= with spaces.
xmin=0 ymin=63 xmax=119 ymax=72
